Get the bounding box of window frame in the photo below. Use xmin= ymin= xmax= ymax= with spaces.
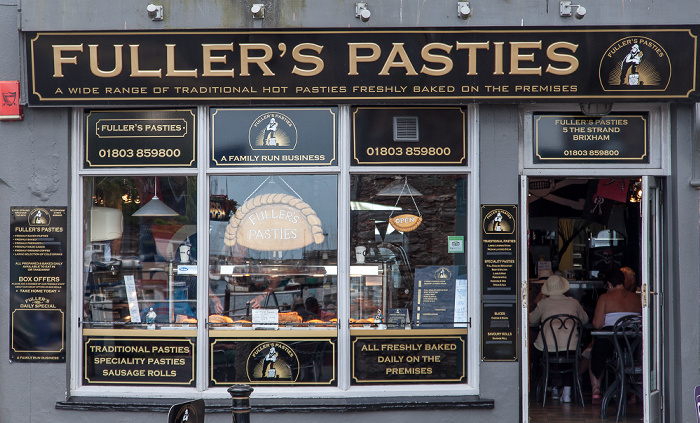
xmin=69 ymin=105 xmax=481 ymax=398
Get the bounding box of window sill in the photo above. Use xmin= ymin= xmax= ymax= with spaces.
xmin=57 ymin=395 xmax=494 ymax=413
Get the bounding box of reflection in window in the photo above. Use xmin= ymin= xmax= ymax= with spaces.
xmin=350 ymin=175 xmax=468 ymax=328
xmin=83 ymin=176 xmax=197 ymax=327
xmin=208 ymin=175 xmax=338 ymax=327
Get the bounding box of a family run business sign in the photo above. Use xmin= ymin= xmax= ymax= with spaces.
xmin=25 ymin=27 xmax=700 ymax=105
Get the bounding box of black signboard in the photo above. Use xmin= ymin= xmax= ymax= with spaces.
xmin=26 ymin=27 xmax=700 ymax=105
xmin=413 ymin=266 xmax=464 ymax=328
xmin=481 ymin=205 xmax=518 ymax=299
xmin=351 ymin=334 xmax=466 ymax=383
xmin=210 ymin=108 xmax=337 ymax=166
xmin=85 ymin=109 xmax=196 ymax=168
xmin=481 ymin=303 xmax=518 ymax=361
xmin=84 ymin=337 xmax=195 ymax=386
xmin=534 ymin=113 xmax=649 ymax=163
xmin=352 ymin=107 xmax=466 ymax=166
xmin=10 ymin=206 xmax=67 ymax=362
xmin=209 ymin=338 xmax=336 ymax=386
xmin=168 ymin=400 xmax=205 ymax=423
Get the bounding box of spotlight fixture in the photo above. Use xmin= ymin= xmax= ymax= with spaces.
xmin=580 ymin=103 xmax=613 ymax=117
xmin=251 ymin=4 xmax=265 ymax=19
xmin=457 ymin=2 xmax=471 ymax=19
xmin=560 ymin=1 xmax=586 ymax=19
xmin=147 ymin=4 xmax=163 ymax=21
xmin=355 ymin=2 xmax=371 ymax=22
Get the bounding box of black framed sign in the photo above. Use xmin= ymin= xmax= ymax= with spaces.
xmin=85 ymin=109 xmax=196 ymax=168
xmin=481 ymin=205 xmax=518 ymax=299
xmin=210 ymin=108 xmax=337 ymax=167
xmin=10 ymin=206 xmax=67 ymax=362
xmin=351 ymin=333 xmax=466 ymax=384
xmin=352 ymin=107 xmax=466 ymax=166
xmin=26 ymin=27 xmax=700 ymax=105
xmin=534 ymin=113 xmax=649 ymax=163
xmin=481 ymin=302 xmax=518 ymax=361
xmin=84 ymin=336 xmax=195 ymax=386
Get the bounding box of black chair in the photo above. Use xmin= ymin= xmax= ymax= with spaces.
xmin=612 ymin=315 xmax=643 ymax=422
xmin=537 ymin=314 xmax=585 ymax=407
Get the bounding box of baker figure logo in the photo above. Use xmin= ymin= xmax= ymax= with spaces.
xmin=249 ymin=112 xmax=298 ymax=150
xmin=28 ymin=208 xmax=50 ymax=226
xmin=599 ymin=36 xmax=671 ymax=91
xmin=248 ymin=342 xmax=299 ymax=382
xmin=620 ymin=44 xmax=643 ymax=85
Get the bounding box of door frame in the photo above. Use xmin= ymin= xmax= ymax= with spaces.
xmin=519 ymin=175 xmax=665 ymax=423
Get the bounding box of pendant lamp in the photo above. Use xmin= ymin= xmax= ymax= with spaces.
xmin=377 ymin=176 xmax=423 ymax=197
xmin=132 ymin=177 xmax=178 ymax=217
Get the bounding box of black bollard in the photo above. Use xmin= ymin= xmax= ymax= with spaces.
xmin=228 ymin=384 xmax=254 ymax=423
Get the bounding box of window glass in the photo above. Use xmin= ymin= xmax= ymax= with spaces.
xmin=208 ymin=175 xmax=338 ymax=327
xmin=350 ymin=174 xmax=468 ymax=328
xmin=83 ymin=176 xmax=197 ymax=327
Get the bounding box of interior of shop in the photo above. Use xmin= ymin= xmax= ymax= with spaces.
xmin=527 ymin=177 xmax=644 ymax=422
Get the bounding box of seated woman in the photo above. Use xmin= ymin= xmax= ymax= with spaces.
xmin=588 ymin=268 xmax=642 ymax=404
xmin=529 ymin=275 xmax=589 ymax=403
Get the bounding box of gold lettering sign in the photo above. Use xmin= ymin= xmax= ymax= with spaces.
xmin=224 ymin=194 xmax=324 ymax=251
xmin=389 ymin=214 xmax=422 ymax=232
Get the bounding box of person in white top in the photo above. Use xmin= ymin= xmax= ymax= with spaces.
xmin=529 ymin=275 xmax=589 ymax=403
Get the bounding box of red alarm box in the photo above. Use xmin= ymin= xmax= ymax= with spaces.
xmin=0 ymin=81 xmax=23 ymax=121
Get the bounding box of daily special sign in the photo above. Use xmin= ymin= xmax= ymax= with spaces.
xmin=25 ymin=27 xmax=700 ymax=105
xmin=10 ymin=206 xmax=67 ymax=362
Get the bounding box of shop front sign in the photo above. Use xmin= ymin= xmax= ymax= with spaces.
xmin=26 ymin=27 xmax=700 ymax=105
xmin=351 ymin=334 xmax=466 ymax=383
xmin=85 ymin=109 xmax=196 ymax=168
xmin=83 ymin=336 xmax=195 ymax=386
xmin=534 ymin=113 xmax=649 ymax=163
xmin=211 ymin=108 xmax=337 ymax=167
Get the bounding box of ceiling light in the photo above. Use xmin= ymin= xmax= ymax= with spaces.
xmin=377 ymin=177 xmax=423 ymax=197
xmin=133 ymin=177 xmax=178 ymax=217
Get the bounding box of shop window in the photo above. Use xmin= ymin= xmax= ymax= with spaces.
xmin=208 ymin=174 xmax=338 ymax=386
xmin=82 ymin=176 xmax=198 ymax=387
xmin=349 ymin=174 xmax=469 ymax=385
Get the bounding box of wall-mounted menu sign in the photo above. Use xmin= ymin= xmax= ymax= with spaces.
xmin=351 ymin=334 xmax=466 ymax=383
xmin=482 ymin=303 xmax=517 ymax=361
xmin=85 ymin=109 xmax=196 ymax=168
xmin=413 ymin=266 xmax=466 ymax=328
xmin=84 ymin=336 xmax=195 ymax=386
xmin=481 ymin=205 xmax=518 ymax=299
xmin=10 ymin=206 xmax=67 ymax=362
xmin=352 ymin=107 xmax=466 ymax=166
xmin=210 ymin=108 xmax=337 ymax=167
xmin=534 ymin=113 xmax=649 ymax=163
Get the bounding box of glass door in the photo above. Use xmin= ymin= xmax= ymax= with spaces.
xmin=641 ymin=176 xmax=662 ymax=422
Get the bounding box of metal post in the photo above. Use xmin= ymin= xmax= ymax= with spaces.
xmin=228 ymin=384 xmax=254 ymax=423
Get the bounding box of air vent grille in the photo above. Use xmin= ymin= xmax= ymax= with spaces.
xmin=393 ymin=116 xmax=419 ymax=142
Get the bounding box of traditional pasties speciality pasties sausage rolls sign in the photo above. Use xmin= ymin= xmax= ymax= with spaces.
xmin=224 ymin=193 xmax=325 ymax=251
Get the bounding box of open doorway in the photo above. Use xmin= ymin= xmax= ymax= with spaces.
xmin=523 ymin=177 xmax=653 ymax=422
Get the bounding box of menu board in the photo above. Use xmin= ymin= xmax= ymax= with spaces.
xmin=10 ymin=206 xmax=67 ymax=362
xmin=351 ymin=335 xmax=466 ymax=384
xmin=413 ymin=266 xmax=463 ymax=328
xmin=481 ymin=205 xmax=518 ymax=299
xmin=481 ymin=303 xmax=518 ymax=361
